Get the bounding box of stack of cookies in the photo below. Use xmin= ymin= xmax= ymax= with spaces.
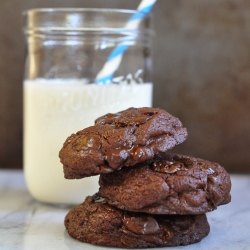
xmin=59 ymin=107 xmax=231 ymax=248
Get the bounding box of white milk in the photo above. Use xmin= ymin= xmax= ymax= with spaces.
xmin=24 ymin=79 xmax=153 ymax=205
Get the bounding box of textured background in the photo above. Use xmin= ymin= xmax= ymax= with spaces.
xmin=0 ymin=0 xmax=250 ymax=173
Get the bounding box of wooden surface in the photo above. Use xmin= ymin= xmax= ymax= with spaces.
xmin=0 ymin=0 xmax=250 ymax=173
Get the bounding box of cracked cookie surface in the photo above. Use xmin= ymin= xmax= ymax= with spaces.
xmin=98 ymin=153 xmax=231 ymax=214
xmin=64 ymin=194 xmax=210 ymax=248
xmin=59 ymin=107 xmax=188 ymax=179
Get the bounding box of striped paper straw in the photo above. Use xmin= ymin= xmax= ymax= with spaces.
xmin=95 ymin=0 xmax=157 ymax=85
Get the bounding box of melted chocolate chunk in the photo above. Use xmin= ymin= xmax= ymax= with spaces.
xmin=122 ymin=214 xmax=160 ymax=235
xmin=152 ymin=160 xmax=186 ymax=173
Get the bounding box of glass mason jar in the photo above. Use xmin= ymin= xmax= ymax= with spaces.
xmin=23 ymin=8 xmax=153 ymax=205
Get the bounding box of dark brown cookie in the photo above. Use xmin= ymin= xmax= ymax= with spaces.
xmin=59 ymin=107 xmax=187 ymax=179
xmin=98 ymin=153 xmax=231 ymax=214
xmin=64 ymin=194 xmax=210 ymax=248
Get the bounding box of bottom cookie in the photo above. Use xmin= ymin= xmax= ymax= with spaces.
xmin=64 ymin=194 xmax=210 ymax=248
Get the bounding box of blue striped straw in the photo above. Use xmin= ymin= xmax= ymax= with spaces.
xmin=95 ymin=0 xmax=157 ymax=85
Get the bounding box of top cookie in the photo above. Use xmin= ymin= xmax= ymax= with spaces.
xmin=59 ymin=107 xmax=188 ymax=179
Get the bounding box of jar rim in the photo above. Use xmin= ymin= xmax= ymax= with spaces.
xmin=23 ymin=8 xmax=143 ymax=16
xmin=23 ymin=7 xmax=152 ymax=35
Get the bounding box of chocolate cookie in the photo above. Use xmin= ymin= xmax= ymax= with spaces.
xmin=98 ymin=153 xmax=231 ymax=214
xmin=59 ymin=107 xmax=188 ymax=179
xmin=64 ymin=194 xmax=210 ymax=248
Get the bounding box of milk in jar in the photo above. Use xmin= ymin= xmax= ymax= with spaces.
xmin=23 ymin=8 xmax=153 ymax=204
